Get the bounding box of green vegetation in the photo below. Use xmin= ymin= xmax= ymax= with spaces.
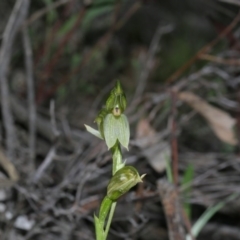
xmin=85 ymin=81 xmax=145 ymax=240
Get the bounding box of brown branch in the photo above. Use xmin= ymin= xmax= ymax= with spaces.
xmin=43 ymin=8 xmax=86 ymax=80
xmin=133 ymin=24 xmax=173 ymax=102
xmin=199 ymin=54 xmax=240 ymax=65
xmin=36 ymin=7 xmax=86 ymax=103
xmin=34 ymin=20 xmax=63 ymax=68
xmin=157 ymin=179 xmax=186 ymax=240
xmin=0 ymin=0 xmax=30 ymax=160
xmin=9 ymin=95 xmax=91 ymax=144
xmin=166 ymin=10 xmax=240 ymax=84
xmin=23 ymin=0 xmax=69 ymax=26
xmin=34 ymin=1 xmax=74 ymax=67
xmin=170 ymin=91 xmax=179 ymax=185
xmin=37 ymin=1 xmax=141 ymax=103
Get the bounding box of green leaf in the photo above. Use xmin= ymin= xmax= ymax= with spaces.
xmin=84 ymin=124 xmax=103 ymax=139
xmin=116 ymin=161 xmax=125 ymax=172
xmin=103 ymin=114 xmax=130 ymax=149
xmin=82 ymin=6 xmax=113 ymax=32
xmin=71 ymin=54 xmax=82 ymax=69
xmin=58 ymin=14 xmax=78 ymax=37
xmin=181 ymin=164 xmax=194 ymax=218
xmin=94 ymin=214 xmax=104 ymax=240
xmin=186 ymin=193 xmax=238 ymax=240
xmin=98 ymin=196 xmax=113 ymax=223
xmin=43 ymin=0 xmax=58 ymax=24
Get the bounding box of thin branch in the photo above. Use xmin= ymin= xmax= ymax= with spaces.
xmin=170 ymin=91 xmax=179 ymax=185
xmin=43 ymin=8 xmax=86 ymax=80
xmin=22 ymin=25 xmax=36 ymax=168
xmin=158 ymin=179 xmax=186 ymax=240
xmin=133 ymin=24 xmax=173 ymax=101
xmin=166 ymin=10 xmax=240 ymax=84
xmin=218 ymin=0 xmax=240 ymax=6
xmin=199 ymin=53 xmax=240 ymax=65
xmin=0 ymin=0 xmax=30 ymax=160
xmin=24 ymin=0 xmax=69 ymax=26
xmin=36 ymin=1 xmax=142 ymax=103
xmin=36 ymin=6 xmax=86 ymax=103
xmin=50 ymin=100 xmax=60 ymax=138
xmin=34 ymin=0 xmax=74 ymax=66
xmin=33 ymin=147 xmax=56 ymax=183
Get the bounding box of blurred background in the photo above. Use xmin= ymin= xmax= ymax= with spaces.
xmin=0 ymin=0 xmax=240 ymax=239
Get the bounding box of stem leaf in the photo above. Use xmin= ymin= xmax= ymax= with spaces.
xmin=94 ymin=214 xmax=104 ymax=240
xmin=84 ymin=124 xmax=103 ymax=139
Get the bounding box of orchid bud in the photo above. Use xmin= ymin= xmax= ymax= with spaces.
xmin=106 ymin=81 xmax=127 ymax=115
xmin=107 ymin=166 xmax=146 ymax=201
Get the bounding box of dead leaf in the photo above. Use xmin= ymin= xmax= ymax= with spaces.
xmin=136 ymin=119 xmax=170 ymax=172
xmin=136 ymin=118 xmax=156 ymax=147
xmin=178 ymin=91 xmax=237 ymax=145
xmin=0 ymin=147 xmax=19 ymax=187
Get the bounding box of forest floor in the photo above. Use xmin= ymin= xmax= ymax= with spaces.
xmin=1 ymin=1 xmax=240 ymax=240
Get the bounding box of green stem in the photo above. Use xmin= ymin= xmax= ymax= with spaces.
xmin=111 ymin=141 xmax=123 ymax=175
xmin=102 ymin=141 xmax=124 ymax=240
xmin=95 ymin=196 xmax=113 ymax=240
xmin=94 ymin=215 xmax=104 ymax=240
xmin=104 ymin=202 xmax=117 ymax=239
xmin=99 ymin=197 xmax=113 ymax=224
xmin=95 ymin=142 xmax=124 ymax=240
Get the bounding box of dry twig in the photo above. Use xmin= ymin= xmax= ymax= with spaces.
xmin=34 ymin=146 xmax=56 ymax=183
xmin=0 ymin=147 xmax=19 ymax=187
xmin=218 ymin=0 xmax=240 ymax=6
xmin=199 ymin=53 xmax=240 ymax=65
xmin=0 ymin=0 xmax=29 ymax=160
xmin=133 ymin=24 xmax=173 ymax=102
xmin=37 ymin=1 xmax=141 ymax=103
xmin=166 ymin=10 xmax=240 ymax=84
xmin=158 ymin=179 xmax=186 ymax=240
xmin=170 ymin=91 xmax=179 ymax=185
xmin=22 ymin=25 xmax=36 ymax=168
xmin=24 ymin=0 xmax=69 ymax=26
